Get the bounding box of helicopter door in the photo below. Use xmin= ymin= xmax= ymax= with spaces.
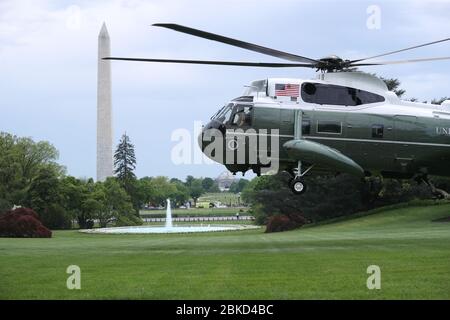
xmin=280 ymin=108 xmax=294 ymax=136
xmin=366 ymin=115 xmax=395 ymax=171
xmin=393 ymin=115 xmax=418 ymax=171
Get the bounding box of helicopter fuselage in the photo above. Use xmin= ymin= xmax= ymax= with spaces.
xmin=200 ymin=72 xmax=450 ymax=181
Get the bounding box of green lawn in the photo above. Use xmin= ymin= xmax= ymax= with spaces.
xmin=197 ymin=192 xmax=242 ymax=207
xmin=1 ymin=203 xmax=450 ymax=299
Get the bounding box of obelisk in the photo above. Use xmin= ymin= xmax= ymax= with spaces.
xmin=97 ymin=23 xmax=113 ymax=181
xmin=97 ymin=22 xmax=113 ymax=182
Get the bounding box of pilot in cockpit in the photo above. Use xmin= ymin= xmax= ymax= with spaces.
xmin=231 ymin=105 xmax=252 ymax=127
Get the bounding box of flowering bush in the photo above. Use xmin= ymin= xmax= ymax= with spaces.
xmin=265 ymin=213 xmax=307 ymax=233
xmin=0 ymin=207 xmax=52 ymax=238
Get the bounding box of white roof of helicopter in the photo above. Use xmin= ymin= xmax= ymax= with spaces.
xmin=266 ymin=71 xmax=388 ymax=95
xmin=240 ymin=71 xmax=450 ymax=118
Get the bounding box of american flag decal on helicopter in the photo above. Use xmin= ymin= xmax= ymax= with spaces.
xmin=275 ymin=83 xmax=300 ymax=97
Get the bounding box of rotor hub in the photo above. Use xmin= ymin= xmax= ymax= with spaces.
xmin=317 ymin=55 xmax=351 ymax=72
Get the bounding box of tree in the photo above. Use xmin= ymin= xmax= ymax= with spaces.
xmin=114 ymin=133 xmax=140 ymax=214
xmin=207 ymin=182 xmax=221 ymax=193
xmin=229 ymin=179 xmax=250 ymax=194
xmin=114 ymin=133 xmax=137 ymax=192
xmin=431 ymin=97 xmax=450 ymax=105
xmin=201 ymin=177 xmax=214 ymax=192
xmin=170 ymin=178 xmax=183 ymax=184
xmin=135 ymin=177 xmax=154 ymax=208
xmin=189 ymin=179 xmax=204 ymax=206
xmin=60 ymin=176 xmax=94 ymax=229
xmin=185 ymin=175 xmax=195 ymax=187
xmin=198 ymin=177 xmax=221 ymax=193
xmin=379 ymin=76 xmax=405 ymax=98
xmin=25 ymin=166 xmax=62 ymax=215
xmin=148 ymin=176 xmax=177 ymax=206
xmin=170 ymin=181 xmax=190 ymax=207
xmin=0 ymin=132 xmax=62 ymax=207
xmin=96 ymin=178 xmax=138 ymax=227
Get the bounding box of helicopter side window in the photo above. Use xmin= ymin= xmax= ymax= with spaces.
xmin=301 ymin=83 xmax=385 ymax=106
xmin=317 ymin=120 xmax=342 ymax=134
xmin=358 ymin=90 xmax=385 ymax=104
xmin=348 ymin=88 xmax=363 ymax=105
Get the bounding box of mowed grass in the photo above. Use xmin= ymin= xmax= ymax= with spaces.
xmin=1 ymin=204 xmax=450 ymax=299
xmin=197 ymin=192 xmax=242 ymax=206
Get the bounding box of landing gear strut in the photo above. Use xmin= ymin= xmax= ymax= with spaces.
xmin=289 ymin=161 xmax=314 ymax=195
xmin=417 ymin=174 xmax=450 ymax=199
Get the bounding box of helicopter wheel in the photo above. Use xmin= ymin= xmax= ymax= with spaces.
xmin=290 ymin=177 xmax=307 ymax=195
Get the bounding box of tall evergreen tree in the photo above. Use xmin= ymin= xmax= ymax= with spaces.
xmin=114 ymin=133 xmax=137 ymax=191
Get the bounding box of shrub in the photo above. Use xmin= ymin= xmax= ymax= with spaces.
xmin=0 ymin=207 xmax=52 ymax=238
xmin=0 ymin=198 xmax=12 ymax=213
xmin=39 ymin=204 xmax=73 ymax=230
xmin=265 ymin=213 xmax=307 ymax=233
xmin=115 ymin=214 xmax=143 ymax=227
xmin=84 ymin=220 xmax=94 ymax=229
xmin=246 ymin=173 xmax=433 ymax=227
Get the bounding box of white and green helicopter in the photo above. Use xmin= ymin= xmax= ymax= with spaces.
xmin=106 ymin=24 xmax=450 ymax=195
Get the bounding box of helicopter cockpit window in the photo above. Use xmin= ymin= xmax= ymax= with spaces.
xmin=230 ymin=105 xmax=252 ymax=127
xmin=301 ymin=83 xmax=385 ymax=106
xmin=212 ymin=103 xmax=234 ymax=123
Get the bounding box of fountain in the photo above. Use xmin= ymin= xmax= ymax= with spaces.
xmin=165 ymin=198 xmax=173 ymax=228
xmin=80 ymin=199 xmax=259 ymax=234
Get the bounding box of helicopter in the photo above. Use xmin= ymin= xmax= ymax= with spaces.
xmin=105 ymin=24 xmax=450 ymax=195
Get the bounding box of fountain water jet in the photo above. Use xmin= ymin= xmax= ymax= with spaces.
xmin=165 ymin=198 xmax=173 ymax=228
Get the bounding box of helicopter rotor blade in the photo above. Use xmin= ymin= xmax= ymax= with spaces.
xmin=350 ymin=56 xmax=450 ymax=66
xmin=104 ymin=57 xmax=316 ymax=68
xmin=350 ymin=37 xmax=450 ymax=63
xmin=152 ymin=23 xmax=319 ymax=64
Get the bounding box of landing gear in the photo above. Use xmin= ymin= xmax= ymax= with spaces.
xmin=416 ymin=174 xmax=450 ymax=199
xmin=289 ymin=161 xmax=314 ymax=195
xmin=290 ymin=177 xmax=307 ymax=195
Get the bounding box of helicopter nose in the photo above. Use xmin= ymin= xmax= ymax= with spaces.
xmin=197 ymin=128 xmax=204 ymax=152
xmin=198 ymin=120 xmax=224 ymax=152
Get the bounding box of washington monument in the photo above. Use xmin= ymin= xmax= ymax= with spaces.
xmin=97 ymin=22 xmax=113 ymax=182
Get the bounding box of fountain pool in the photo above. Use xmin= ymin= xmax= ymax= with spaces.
xmin=80 ymin=199 xmax=259 ymax=234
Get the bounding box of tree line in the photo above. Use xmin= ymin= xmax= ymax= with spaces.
xmin=0 ymin=132 xmax=227 ymax=229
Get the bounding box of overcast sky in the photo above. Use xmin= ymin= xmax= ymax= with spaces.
xmin=1 ymin=0 xmax=449 ymax=180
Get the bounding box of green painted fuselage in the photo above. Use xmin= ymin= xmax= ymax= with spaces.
xmin=249 ymin=105 xmax=450 ymax=178
xmin=202 ymin=74 xmax=450 ymax=179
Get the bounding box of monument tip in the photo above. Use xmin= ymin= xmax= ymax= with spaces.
xmin=99 ymin=22 xmax=109 ymax=38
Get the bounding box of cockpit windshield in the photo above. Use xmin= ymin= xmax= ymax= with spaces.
xmin=211 ymin=102 xmax=253 ymax=127
xmin=211 ymin=103 xmax=234 ymax=123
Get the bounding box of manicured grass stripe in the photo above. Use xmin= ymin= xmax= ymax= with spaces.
xmin=0 ymin=204 xmax=449 ymax=299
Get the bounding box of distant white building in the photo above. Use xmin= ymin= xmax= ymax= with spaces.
xmin=216 ymin=171 xmax=238 ymax=191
